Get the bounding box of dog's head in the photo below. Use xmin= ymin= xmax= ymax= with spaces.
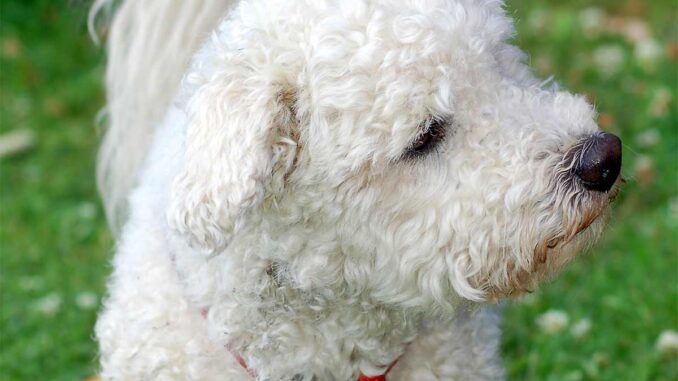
xmin=168 ymin=0 xmax=622 ymax=308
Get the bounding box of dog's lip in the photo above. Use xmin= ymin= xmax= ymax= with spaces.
xmin=606 ymin=176 xmax=624 ymax=202
xmin=573 ymin=212 xmax=601 ymax=238
xmin=566 ymin=186 xmax=618 ymax=244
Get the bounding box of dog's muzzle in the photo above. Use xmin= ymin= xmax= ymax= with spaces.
xmin=572 ymin=132 xmax=622 ymax=192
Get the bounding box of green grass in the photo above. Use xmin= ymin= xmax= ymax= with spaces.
xmin=0 ymin=1 xmax=676 ymax=380
xmin=1 ymin=2 xmax=110 ymax=380
xmin=501 ymin=1 xmax=678 ymax=380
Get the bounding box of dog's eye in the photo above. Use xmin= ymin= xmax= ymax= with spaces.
xmin=406 ymin=117 xmax=447 ymax=157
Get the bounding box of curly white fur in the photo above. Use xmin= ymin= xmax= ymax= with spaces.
xmin=95 ymin=1 xmax=620 ymax=380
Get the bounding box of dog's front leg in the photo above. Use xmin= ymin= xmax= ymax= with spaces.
xmin=95 ymin=225 xmax=249 ymax=380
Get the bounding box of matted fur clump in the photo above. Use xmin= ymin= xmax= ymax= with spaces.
xmin=93 ymin=1 xmax=622 ymax=380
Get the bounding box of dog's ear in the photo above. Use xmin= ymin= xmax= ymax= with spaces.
xmin=168 ymin=63 xmax=297 ymax=252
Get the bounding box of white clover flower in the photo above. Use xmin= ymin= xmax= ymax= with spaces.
xmin=622 ymin=19 xmax=651 ymax=44
xmin=578 ymin=7 xmax=605 ymax=37
xmin=570 ymin=318 xmax=592 ymax=339
xmin=536 ymin=310 xmax=569 ymax=334
xmin=592 ymin=45 xmax=625 ymax=77
xmin=76 ymin=291 xmax=99 ymax=310
xmin=33 ymin=293 xmax=62 ymax=316
xmin=635 ymin=128 xmax=660 ymax=148
xmin=656 ymin=330 xmax=678 ymax=357
xmin=635 ymin=39 xmax=662 ymax=66
xmin=77 ymin=202 xmax=98 ymax=220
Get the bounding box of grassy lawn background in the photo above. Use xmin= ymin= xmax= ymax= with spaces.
xmin=0 ymin=0 xmax=676 ymax=380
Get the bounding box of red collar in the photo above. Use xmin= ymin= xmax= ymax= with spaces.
xmin=229 ymin=347 xmax=399 ymax=381
xmin=357 ymin=360 xmax=399 ymax=381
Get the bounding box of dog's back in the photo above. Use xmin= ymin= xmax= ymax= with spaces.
xmin=93 ymin=0 xmax=236 ymax=232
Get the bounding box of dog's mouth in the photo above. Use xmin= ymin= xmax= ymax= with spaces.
xmin=544 ymin=174 xmax=622 ymax=250
xmin=533 ymin=174 xmax=623 ymax=274
xmin=482 ymin=174 xmax=623 ymax=301
xmin=568 ymin=177 xmax=622 ymax=237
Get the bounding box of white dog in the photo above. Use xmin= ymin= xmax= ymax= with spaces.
xmin=93 ymin=0 xmax=622 ymax=380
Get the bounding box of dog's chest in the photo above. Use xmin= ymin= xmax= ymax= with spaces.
xmin=171 ymin=239 xmax=419 ymax=379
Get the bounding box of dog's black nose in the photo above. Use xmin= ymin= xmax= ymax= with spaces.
xmin=574 ymin=132 xmax=622 ymax=192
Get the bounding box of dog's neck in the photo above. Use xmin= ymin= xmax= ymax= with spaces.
xmin=169 ymin=223 xmax=434 ymax=379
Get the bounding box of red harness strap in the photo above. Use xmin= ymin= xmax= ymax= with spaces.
xmin=356 ymin=359 xmax=399 ymax=381
xmin=227 ymin=345 xmax=258 ymax=378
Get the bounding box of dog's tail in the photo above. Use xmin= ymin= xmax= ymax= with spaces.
xmin=90 ymin=0 xmax=235 ymax=234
